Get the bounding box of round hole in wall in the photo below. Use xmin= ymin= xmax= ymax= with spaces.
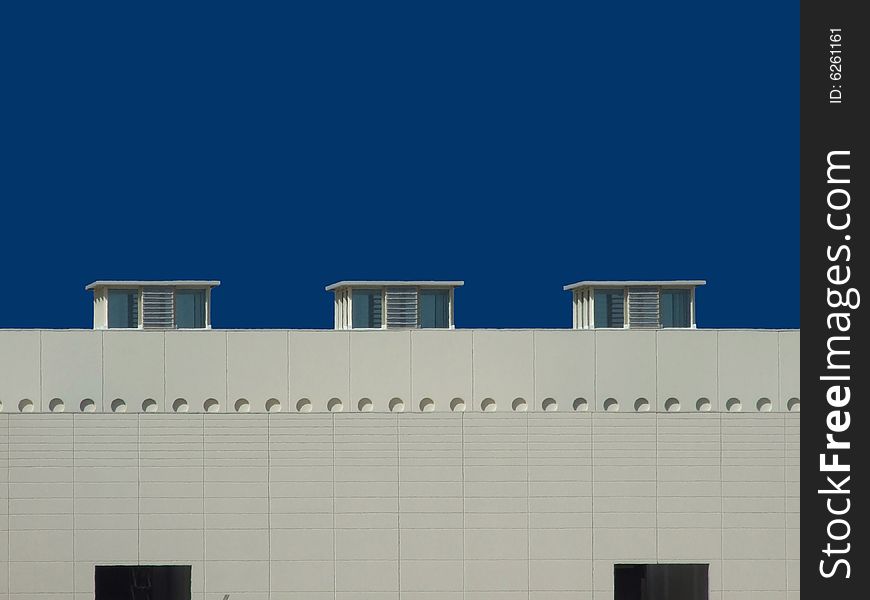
xmin=142 ymin=398 xmax=158 ymax=413
xmin=19 ymin=399 xmax=34 ymax=413
xmin=603 ymin=398 xmax=619 ymax=412
xmin=511 ymin=397 xmax=527 ymax=412
xmin=0 ymin=400 xmax=3 ymax=412
xmin=634 ymin=398 xmax=650 ymax=412
xmin=481 ymin=398 xmax=497 ymax=412
xmin=267 ymin=398 xmax=283 ymax=413
xmin=756 ymin=397 xmax=772 ymax=412
xmin=80 ymin=398 xmax=96 ymax=413
xmin=725 ymin=397 xmax=742 ymax=412
xmin=111 ymin=398 xmax=127 ymax=413
xmin=358 ymin=398 xmax=373 ymax=412
xmin=450 ymin=398 xmax=466 ymax=412
xmin=572 ymin=398 xmax=589 ymax=412
xmin=389 ymin=397 xmax=405 ymax=413
xmin=295 ymin=398 xmax=311 ymax=413
xmin=203 ymin=398 xmax=220 ymax=413
xmin=542 ymin=398 xmax=558 ymax=412
xmin=696 ymin=397 xmax=712 ymax=412
xmin=49 ymin=398 xmax=64 ymax=413
xmin=234 ymin=398 xmax=250 ymax=413
xmin=787 ymin=397 xmax=800 ymax=412
xmin=419 ymin=398 xmax=435 ymax=412
xmin=172 ymin=398 xmax=189 ymax=413
xmin=664 ymin=397 xmax=680 ymax=412
xmin=327 ymin=398 xmax=343 ymax=412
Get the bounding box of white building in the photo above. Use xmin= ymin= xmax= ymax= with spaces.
xmin=0 ymin=279 xmax=799 ymax=600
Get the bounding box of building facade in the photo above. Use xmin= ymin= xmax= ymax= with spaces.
xmin=0 ymin=281 xmax=799 ymax=600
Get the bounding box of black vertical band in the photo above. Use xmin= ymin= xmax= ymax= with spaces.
xmin=801 ymin=0 xmax=868 ymax=596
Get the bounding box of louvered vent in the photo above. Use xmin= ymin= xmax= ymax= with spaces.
xmin=628 ymin=287 xmax=660 ymax=329
xmin=367 ymin=292 xmax=383 ymax=328
xmin=142 ymin=287 xmax=175 ymax=329
xmin=604 ymin=292 xmax=625 ymax=328
xmin=386 ymin=287 xmax=418 ymax=328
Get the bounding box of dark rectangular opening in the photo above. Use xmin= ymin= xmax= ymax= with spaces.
xmin=614 ymin=563 xmax=708 ymax=600
xmin=95 ymin=565 xmax=191 ymax=600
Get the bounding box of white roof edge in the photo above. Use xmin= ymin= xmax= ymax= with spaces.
xmin=325 ymin=280 xmax=464 ymax=291
xmin=85 ymin=280 xmax=221 ymax=291
xmin=563 ymin=280 xmax=706 ymax=291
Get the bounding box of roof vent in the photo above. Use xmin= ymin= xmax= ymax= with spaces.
xmin=563 ymin=280 xmax=704 ymax=330
xmin=326 ymin=280 xmax=462 ymax=330
xmin=86 ymin=280 xmax=219 ymax=330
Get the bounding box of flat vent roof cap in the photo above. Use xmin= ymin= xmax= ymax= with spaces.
xmin=86 ymin=280 xmax=220 ymax=291
xmin=326 ymin=280 xmax=463 ymax=291
xmin=563 ymin=279 xmax=705 ymax=291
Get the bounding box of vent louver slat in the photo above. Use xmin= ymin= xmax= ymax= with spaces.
xmin=386 ymin=288 xmax=418 ymax=328
xmin=142 ymin=287 xmax=175 ymax=329
xmin=628 ymin=287 xmax=660 ymax=329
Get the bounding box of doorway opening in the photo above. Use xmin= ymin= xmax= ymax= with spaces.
xmin=614 ymin=563 xmax=708 ymax=600
xmin=95 ymin=565 xmax=191 ymax=600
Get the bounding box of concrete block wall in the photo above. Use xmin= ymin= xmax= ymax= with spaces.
xmin=0 ymin=329 xmax=799 ymax=415
xmin=0 ymin=412 xmax=799 ymax=599
xmin=0 ymin=328 xmax=800 ymax=599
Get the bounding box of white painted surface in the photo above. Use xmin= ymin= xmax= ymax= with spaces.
xmin=0 ymin=329 xmax=799 ymax=415
xmin=0 ymin=411 xmax=799 ymax=599
xmin=103 ymin=331 xmax=165 ymax=413
xmin=0 ymin=328 xmax=799 ymax=599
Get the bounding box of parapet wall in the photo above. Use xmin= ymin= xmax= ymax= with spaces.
xmin=0 ymin=329 xmax=799 ymax=414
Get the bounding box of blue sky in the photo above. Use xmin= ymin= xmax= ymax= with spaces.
xmin=0 ymin=2 xmax=798 ymax=329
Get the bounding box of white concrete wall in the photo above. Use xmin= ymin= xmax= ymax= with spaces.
xmin=0 ymin=411 xmax=800 ymax=599
xmin=0 ymin=328 xmax=799 ymax=599
xmin=0 ymin=329 xmax=800 ymax=415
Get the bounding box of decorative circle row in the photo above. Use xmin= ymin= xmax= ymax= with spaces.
xmin=2 ymin=396 xmax=800 ymax=413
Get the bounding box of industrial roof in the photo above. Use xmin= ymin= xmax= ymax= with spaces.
xmin=563 ymin=280 xmax=706 ymax=291
xmin=326 ymin=280 xmax=464 ymax=291
xmin=85 ymin=280 xmax=220 ymax=291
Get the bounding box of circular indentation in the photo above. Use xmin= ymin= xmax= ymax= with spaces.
xmin=267 ymin=398 xmax=283 ymax=413
xmin=511 ymin=398 xmax=527 ymax=412
xmin=49 ymin=398 xmax=64 ymax=413
xmin=389 ymin=397 xmax=405 ymax=413
xmin=573 ymin=398 xmax=589 ymax=412
xmin=542 ymin=398 xmax=558 ymax=412
xmin=450 ymin=398 xmax=466 ymax=412
xmin=0 ymin=400 xmax=3 ymax=412
xmin=696 ymin=397 xmax=712 ymax=412
xmin=111 ymin=398 xmax=127 ymax=413
xmin=756 ymin=397 xmax=772 ymax=412
xmin=725 ymin=397 xmax=742 ymax=412
xmin=142 ymin=398 xmax=158 ymax=413
xmin=234 ymin=398 xmax=250 ymax=413
xmin=296 ymin=398 xmax=312 ymax=413
xmin=603 ymin=398 xmax=619 ymax=412
xmin=634 ymin=398 xmax=650 ymax=412
xmin=173 ymin=398 xmax=189 ymax=413
xmin=203 ymin=398 xmax=220 ymax=413
xmin=419 ymin=398 xmax=435 ymax=412
xmin=80 ymin=398 xmax=96 ymax=413
xmin=327 ymin=398 xmax=343 ymax=412
xmin=787 ymin=397 xmax=800 ymax=412
xmin=664 ymin=397 xmax=680 ymax=412
xmin=480 ymin=398 xmax=497 ymax=412
xmin=358 ymin=398 xmax=373 ymax=412
xmin=19 ymin=399 xmax=34 ymax=413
